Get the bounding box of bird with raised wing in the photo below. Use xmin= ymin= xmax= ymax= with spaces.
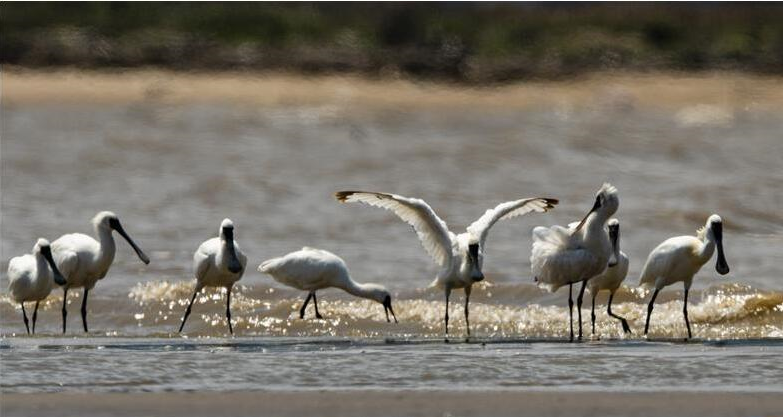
xmin=178 ymin=219 xmax=247 ymax=335
xmin=52 ymin=211 xmax=150 ymax=333
xmin=639 ymin=214 xmax=730 ymax=339
xmin=7 ymin=238 xmax=67 ymax=334
xmin=335 ymin=191 xmax=557 ymax=337
xmin=259 ymin=247 xmax=397 ymax=323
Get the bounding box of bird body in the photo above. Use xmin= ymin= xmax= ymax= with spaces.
xmin=530 ymin=183 xmax=619 ymax=340
xmin=178 ymin=218 xmax=246 ymax=334
xmin=51 ymin=211 xmax=149 ymax=333
xmin=336 ymin=190 xmax=557 ymax=336
xmin=7 ymin=238 xmax=66 ymax=334
xmin=640 ymin=214 xmax=729 ymax=338
xmin=259 ymin=247 xmax=396 ymax=322
xmin=585 ymin=218 xmax=632 ymax=335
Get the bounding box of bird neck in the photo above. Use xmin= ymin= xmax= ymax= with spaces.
xmin=341 ymin=277 xmax=376 ymax=301
xmin=94 ymin=225 xmax=117 ymax=264
xmin=698 ymin=229 xmax=716 ymax=262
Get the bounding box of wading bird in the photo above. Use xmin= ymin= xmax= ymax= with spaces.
xmin=639 ymin=214 xmax=729 ymax=339
xmin=7 ymin=238 xmax=67 ymax=334
xmin=585 ymin=219 xmax=631 ymax=336
xmin=52 ymin=211 xmax=149 ymax=333
xmin=259 ymin=247 xmax=397 ymax=322
xmin=532 ymin=183 xmax=619 ymax=341
xmin=335 ymin=191 xmax=557 ymax=337
xmin=178 ymin=219 xmax=246 ymax=335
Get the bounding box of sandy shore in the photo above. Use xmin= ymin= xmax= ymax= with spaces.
xmin=3 ymin=68 xmax=783 ymax=112
xmin=3 ymin=391 xmax=782 ymax=417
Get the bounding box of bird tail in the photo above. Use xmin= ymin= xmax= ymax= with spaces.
xmin=258 ymin=257 xmax=282 ymax=274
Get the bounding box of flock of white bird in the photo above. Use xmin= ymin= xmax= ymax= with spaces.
xmin=7 ymin=183 xmax=729 ymax=341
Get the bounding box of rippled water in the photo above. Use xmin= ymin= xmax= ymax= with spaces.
xmin=2 ymin=79 xmax=782 ymax=392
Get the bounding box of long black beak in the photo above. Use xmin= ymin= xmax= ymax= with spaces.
xmin=713 ymin=223 xmax=729 ymax=275
xmin=608 ymin=224 xmax=619 ymax=267
xmin=383 ymin=295 xmax=398 ymax=324
xmin=573 ymin=197 xmax=600 ymax=234
xmin=41 ymin=246 xmax=66 ymax=286
xmin=110 ymin=218 xmax=150 ymax=264
xmin=223 ymin=228 xmax=242 ymax=274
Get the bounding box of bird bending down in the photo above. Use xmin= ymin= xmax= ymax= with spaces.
xmin=52 ymin=211 xmax=150 ymax=333
xmin=336 ymin=190 xmax=557 ymax=337
xmin=7 ymin=239 xmax=67 ymax=334
xmin=178 ymin=219 xmax=247 ymax=335
xmin=258 ymin=247 xmax=397 ymax=323
xmin=532 ymin=183 xmax=619 ymax=341
xmin=639 ymin=214 xmax=729 ymax=339
xmin=584 ymin=219 xmax=631 ymax=336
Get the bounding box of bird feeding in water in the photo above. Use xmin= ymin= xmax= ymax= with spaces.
xmin=7 ymin=238 xmax=67 ymax=334
xmin=178 ymin=218 xmax=247 ymax=335
xmin=531 ymin=183 xmax=619 ymax=341
xmin=639 ymin=214 xmax=730 ymax=339
xmin=51 ymin=211 xmax=150 ymax=333
xmin=584 ymin=218 xmax=632 ymax=336
xmin=258 ymin=247 xmax=397 ymax=323
xmin=335 ymin=191 xmax=557 ymax=337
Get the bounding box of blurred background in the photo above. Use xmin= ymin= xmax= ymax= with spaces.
xmin=1 ymin=2 xmax=782 ymax=337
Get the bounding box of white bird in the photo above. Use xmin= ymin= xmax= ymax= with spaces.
xmin=52 ymin=211 xmax=149 ymax=333
xmin=531 ymin=183 xmax=619 ymax=341
xmin=584 ymin=219 xmax=631 ymax=335
xmin=639 ymin=214 xmax=729 ymax=339
xmin=335 ymin=191 xmax=557 ymax=337
xmin=258 ymin=247 xmax=397 ymax=322
xmin=178 ymin=218 xmax=247 ymax=335
xmin=7 ymin=238 xmax=67 ymax=334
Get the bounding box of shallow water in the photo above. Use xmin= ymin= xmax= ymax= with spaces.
xmin=2 ymin=81 xmax=782 ymax=392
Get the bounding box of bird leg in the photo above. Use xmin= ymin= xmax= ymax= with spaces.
xmin=576 ymin=280 xmax=587 ymax=340
xmin=299 ymin=293 xmax=313 ymax=319
xmin=21 ymin=303 xmax=30 ymax=335
xmin=312 ymin=292 xmax=323 ymax=319
xmin=178 ymin=287 xmax=201 ymax=333
xmin=683 ymin=286 xmax=692 ymax=339
xmin=225 ymin=286 xmax=233 ymax=335
xmin=81 ymin=288 xmax=89 ymax=333
xmin=568 ymin=283 xmax=574 ymax=342
xmin=444 ymin=288 xmax=451 ymax=338
xmin=61 ymin=287 xmax=69 ymax=334
xmin=607 ymin=292 xmax=631 ymax=334
xmin=464 ymin=286 xmax=471 ymax=338
xmin=644 ymin=288 xmax=660 ymax=336
xmin=32 ymin=301 xmax=40 ymax=334
xmin=591 ymin=292 xmax=597 ymax=336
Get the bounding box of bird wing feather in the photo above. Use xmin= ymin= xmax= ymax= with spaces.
xmin=467 ymin=197 xmax=557 ymax=248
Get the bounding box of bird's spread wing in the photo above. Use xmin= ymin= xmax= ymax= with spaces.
xmin=467 ymin=197 xmax=558 ymax=247
xmin=335 ymin=191 xmax=453 ymax=267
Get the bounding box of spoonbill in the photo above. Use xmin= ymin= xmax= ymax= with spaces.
xmin=7 ymin=238 xmax=67 ymax=334
xmin=258 ymin=247 xmax=397 ymax=322
xmin=52 ymin=211 xmax=149 ymax=333
xmin=585 ymin=219 xmax=631 ymax=335
xmin=178 ymin=219 xmax=246 ymax=335
xmin=531 ymin=183 xmax=619 ymax=341
xmin=639 ymin=214 xmax=729 ymax=339
xmin=335 ymin=191 xmax=557 ymax=337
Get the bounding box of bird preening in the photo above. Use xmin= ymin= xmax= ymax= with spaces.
xmin=5 ymin=188 xmax=733 ymax=341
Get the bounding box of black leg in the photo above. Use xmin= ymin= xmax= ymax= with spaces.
xmin=21 ymin=303 xmax=30 ymax=335
xmin=444 ymin=289 xmax=451 ymax=337
xmin=576 ymin=280 xmax=587 ymax=340
xmin=683 ymin=287 xmax=692 ymax=339
xmin=178 ymin=287 xmax=201 ymax=333
xmin=591 ymin=292 xmax=597 ymax=336
xmin=644 ymin=288 xmax=660 ymax=336
xmin=226 ymin=286 xmax=233 ymax=335
xmin=299 ymin=292 xmax=313 ymax=319
xmin=312 ymin=292 xmax=323 ymax=319
xmin=464 ymin=286 xmax=471 ymax=337
xmin=61 ymin=287 xmax=69 ymax=334
xmin=81 ymin=288 xmax=89 ymax=333
xmin=568 ymin=283 xmax=574 ymax=342
xmin=32 ymin=301 xmax=40 ymax=334
xmin=607 ymin=292 xmax=632 ymax=334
